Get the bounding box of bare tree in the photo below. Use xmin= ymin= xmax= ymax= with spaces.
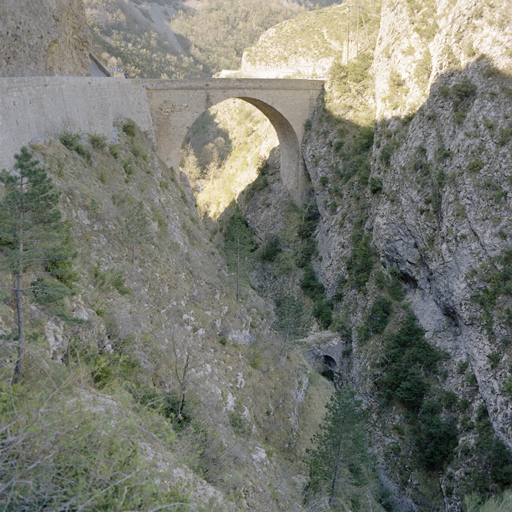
xmin=169 ymin=331 xmax=207 ymax=420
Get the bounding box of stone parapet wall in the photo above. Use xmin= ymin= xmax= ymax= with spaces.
xmin=0 ymin=77 xmax=154 ymax=171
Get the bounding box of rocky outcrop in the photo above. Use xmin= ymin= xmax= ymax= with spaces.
xmin=370 ymin=0 xmax=512 ymax=446
xmin=296 ymin=0 xmax=512 ymax=508
xmin=0 ymin=0 xmax=91 ymax=77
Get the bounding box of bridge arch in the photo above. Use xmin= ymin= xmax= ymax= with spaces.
xmin=143 ymin=79 xmax=324 ymax=204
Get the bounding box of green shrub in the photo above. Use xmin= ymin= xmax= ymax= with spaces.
xmin=59 ymin=132 xmax=91 ymax=162
xmin=320 ymin=176 xmax=329 ymax=186
xmin=498 ymin=123 xmax=512 ymax=146
xmin=414 ymin=400 xmax=458 ymax=470
xmin=452 ymin=78 xmax=478 ymax=102
xmin=414 ymin=49 xmax=432 ymax=86
xmin=375 ymin=270 xmax=386 ymax=290
xmin=244 ymin=166 xmax=269 ymax=202
xmin=300 ymin=265 xmax=333 ymax=329
xmin=470 ymin=248 xmax=512 ymax=328
xmin=504 ymin=374 xmax=512 ymax=395
xmin=313 ymin=298 xmax=333 ymax=330
xmin=487 ymin=352 xmax=501 ymax=369
xmin=329 ymin=53 xmax=373 ymax=95
xmin=109 ymin=144 xmax=120 ymax=159
xmin=260 ymin=236 xmax=282 ymax=262
xmin=59 ymin=131 xmax=81 ymax=151
xmin=465 ymin=373 xmax=478 ymax=387
xmin=459 ymin=398 xmax=470 ymax=413
xmin=380 ymin=142 xmax=396 ymax=167
xmin=229 ymin=411 xmax=248 ymax=436
xmin=457 ymin=361 xmax=469 ymax=375
xmin=133 ymin=387 xmax=186 ymax=423
xmin=359 ymin=297 xmax=392 ymax=341
xmin=468 ymin=158 xmax=484 ymax=173
xmin=388 ymin=267 xmax=405 ymax=301
xmin=436 ymin=146 xmax=453 ymax=161
xmin=31 ymin=277 xmax=75 ymax=306
xmin=380 ymin=314 xmax=442 ymax=411
xmin=388 ymin=69 xmax=405 ymax=88
xmin=354 ymin=125 xmax=374 ymax=152
xmin=131 ymin=143 xmax=142 ymax=158
xmin=88 ymin=133 xmax=108 ymax=149
xmin=347 ymin=230 xmax=373 ymax=289
xmin=122 ymin=159 xmax=133 ymax=176
xmin=122 ymin=120 xmax=137 ymax=137
xmin=301 ymin=264 xmax=325 ymax=297
xmin=369 ymin=176 xmax=383 ymax=194
xmin=472 ymin=405 xmax=512 ymax=493
xmin=92 ymin=262 xmax=130 ymax=295
xmin=442 ymin=390 xmax=459 ymax=411
xmin=367 ymin=297 xmax=392 ymax=334
xmin=450 ymin=78 xmax=478 ymax=124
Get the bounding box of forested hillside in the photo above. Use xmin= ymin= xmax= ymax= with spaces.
xmin=85 ymin=0 xmax=342 ymax=78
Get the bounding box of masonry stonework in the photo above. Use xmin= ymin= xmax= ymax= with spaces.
xmin=144 ymin=78 xmax=324 ymax=203
xmin=0 ymin=77 xmax=323 ymax=203
xmin=0 ymin=77 xmax=154 ymax=172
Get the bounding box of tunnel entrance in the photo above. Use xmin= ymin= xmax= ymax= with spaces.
xmin=318 ymin=354 xmax=337 ymax=382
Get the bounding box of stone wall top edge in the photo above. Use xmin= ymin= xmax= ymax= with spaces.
xmin=141 ymin=78 xmax=325 ymax=91
xmin=0 ymin=76 xmax=141 ymax=86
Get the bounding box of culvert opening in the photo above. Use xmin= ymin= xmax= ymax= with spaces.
xmin=318 ymin=354 xmax=337 ymax=382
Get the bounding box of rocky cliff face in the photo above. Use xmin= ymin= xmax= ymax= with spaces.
xmin=0 ymin=124 xmax=338 ymax=511
xmin=0 ymin=0 xmax=91 ymax=77
xmin=294 ymin=0 xmax=512 ymax=508
xmin=232 ymin=0 xmax=512 ymax=509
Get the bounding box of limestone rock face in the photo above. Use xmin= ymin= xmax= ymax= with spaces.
xmin=0 ymin=0 xmax=91 ymax=77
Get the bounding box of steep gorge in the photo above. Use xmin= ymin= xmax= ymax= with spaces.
xmin=190 ymin=0 xmax=512 ymax=508
xmin=2 ymin=0 xmax=512 ymax=510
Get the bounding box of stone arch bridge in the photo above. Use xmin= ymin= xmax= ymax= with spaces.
xmin=0 ymin=77 xmax=324 ymax=202
xmin=144 ymin=78 xmax=324 ymax=203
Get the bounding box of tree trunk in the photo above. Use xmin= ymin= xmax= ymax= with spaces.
xmin=346 ymin=4 xmax=351 ymax=64
xmin=12 ymin=182 xmax=24 ymax=384
xmin=178 ymin=383 xmax=186 ymax=419
xmin=236 ymin=234 xmax=240 ymax=302
xmin=12 ymin=265 xmax=24 ymax=384
xmin=329 ymin=418 xmax=346 ymax=507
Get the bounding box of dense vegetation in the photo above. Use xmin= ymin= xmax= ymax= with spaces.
xmin=86 ymin=0 xmax=342 ymax=78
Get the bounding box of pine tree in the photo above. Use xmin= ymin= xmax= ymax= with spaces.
xmin=274 ymin=294 xmax=304 ymax=353
xmin=223 ymin=210 xmax=256 ymax=302
xmin=0 ymin=147 xmax=75 ymax=382
xmin=121 ymin=201 xmax=152 ymax=266
xmin=305 ymin=385 xmax=371 ymax=509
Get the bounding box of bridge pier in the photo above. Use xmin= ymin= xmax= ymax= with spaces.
xmin=143 ymin=78 xmax=324 ymax=204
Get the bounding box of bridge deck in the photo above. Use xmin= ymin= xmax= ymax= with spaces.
xmin=141 ymin=78 xmax=325 ymax=91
